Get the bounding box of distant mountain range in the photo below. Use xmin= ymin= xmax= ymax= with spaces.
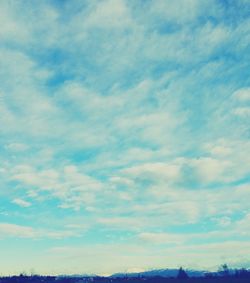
xmin=111 ymin=268 xmax=206 ymax=278
xmin=57 ymin=267 xmax=239 ymax=279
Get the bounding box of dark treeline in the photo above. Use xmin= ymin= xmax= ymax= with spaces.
xmin=0 ymin=267 xmax=250 ymax=283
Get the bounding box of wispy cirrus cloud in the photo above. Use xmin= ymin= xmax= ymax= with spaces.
xmin=12 ymin=198 xmax=31 ymax=208
xmin=0 ymin=222 xmax=79 ymax=239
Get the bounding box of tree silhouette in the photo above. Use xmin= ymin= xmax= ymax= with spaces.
xmin=235 ymin=268 xmax=250 ymax=278
xmin=219 ymin=263 xmax=230 ymax=277
xmin=177 ymin=267 xmax=189 ymax=279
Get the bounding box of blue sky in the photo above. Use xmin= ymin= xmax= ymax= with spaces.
xmin=0 ymin=0 xmax=250 ymax=276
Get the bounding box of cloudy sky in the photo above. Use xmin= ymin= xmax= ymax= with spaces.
xmin=0 ymin=0 xmax=250 ymax=276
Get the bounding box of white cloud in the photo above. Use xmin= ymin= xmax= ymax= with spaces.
xmin=233 ymin=88 xmax=250 ymax=101
xmin=204 ymin=141 xmax=232 ymax=157
xmin=141 ymin=0 xmax=223 ymax=32
xmin=0 ymin=223 xmax=36 ymax=238
xmin=0 ymin=223 xmax=79 ymax=239
xmin=11 ymin=164 xmax=103 ymax=211
xmin=97 ymin=217 xmax=146 ymax=231
xmin=121 ymin=162 xmax=180 ymax=183
xmin=138 ymin=232 xmax=184 ymax=245
xmin=233 ymin=107 xmax=250 ymax=117
xmin=189 ymin=157 xmax=232 ymax=184
xmin=12 ymin=198 xmax=31 ymax=208
xmin=235 ymin=213 xmax=250 ymax=233
xmin=85 ymin=0 xmax=132 ymax=29
xmin=5 ymin=143 xmax=29 ymax=152
xmin=0 ymin=2 xmax=30 ymax=42
xmin=216 ymin=216 xmax=232 ymax=227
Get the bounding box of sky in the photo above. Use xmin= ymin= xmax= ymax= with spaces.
xmin=0 ymin=0 xmax=250 ymax=276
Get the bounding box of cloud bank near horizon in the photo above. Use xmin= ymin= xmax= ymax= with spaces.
xmin=0 ymin=0 xmax=250 ymax=275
